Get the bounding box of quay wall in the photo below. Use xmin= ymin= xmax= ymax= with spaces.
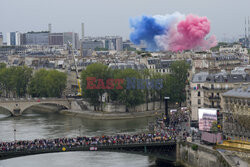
xmin=176 ymin=141 xmax=236 ymax=167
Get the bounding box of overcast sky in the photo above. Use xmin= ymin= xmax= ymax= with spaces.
xmin=1 ymin=0 xmax=250 ymax=41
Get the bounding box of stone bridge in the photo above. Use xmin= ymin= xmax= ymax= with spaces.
xmin=0 ymin=98 xmax=71 ymax=116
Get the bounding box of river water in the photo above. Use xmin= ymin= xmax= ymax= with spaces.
xmin=0 ymin=109 xmax=169 ymax=167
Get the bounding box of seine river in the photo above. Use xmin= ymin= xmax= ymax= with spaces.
xmin=0 ymin=108 xmax=169 ymax=167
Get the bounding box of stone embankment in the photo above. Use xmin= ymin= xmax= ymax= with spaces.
xmin=62 ymin=100 xmax=165 ymax=120
xmin=176 ymin=141 xmax=238 ymax=167
xmin=60 ymin=109 xmax=164 ymax=120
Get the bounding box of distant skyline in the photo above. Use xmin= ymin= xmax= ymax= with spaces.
xmin=1 ymin=0 xmax=250 ymax=42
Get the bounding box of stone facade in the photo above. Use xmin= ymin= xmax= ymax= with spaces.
xmin=187 ymin=72 xmax=208 ymax=121
xmin=188 ymin=71 xmax=250 ymax=124
xmin=221 ymin=85 xmax=250 ymax=139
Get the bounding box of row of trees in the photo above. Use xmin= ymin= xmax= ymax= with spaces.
xmin=0 ymin=63 xmax=67 ymax=98
xmin=28 ymin=69 xmax=67 ymax=97
xmin=81 ymin=61 xmax=189 ymax=111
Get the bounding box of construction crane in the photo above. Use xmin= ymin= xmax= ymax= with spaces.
xmin=68 ymin=42 xmax=82 ymax=97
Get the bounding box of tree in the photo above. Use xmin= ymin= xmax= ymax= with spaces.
xmin=0 ymin=66 xmax=32 ymax=97
xmin=28 ymin=69 xmax=49 ymax=97
xmin=141 ymin=69 xmax=150 ymax=110
xmin=12 ymin=66 xmax=32 ymax=97
xmin=170 ymin=61 xmax=190 ymax=106
xmin=110 ymin=69 xmax=144 ymax=112
xmin=28 ymin=69 xmax=67 ymax=97
xmin=210 ymin=121 xmax=218 ymax=133
xmin=45 ymin=70 xmax=67 ymax=97
xmin=150 ymin=71 xmax=164 ymax=108
xmin=0 ymin=63 xmax=6 ymax=70
xmin=81 ymin=63 xmax=112 ymax=110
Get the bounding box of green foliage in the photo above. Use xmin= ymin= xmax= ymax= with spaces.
xmin=81 ymin=63 xmax=112 ymax=109
xmin=28 ymin=69 xmax=67 ymax=97
xmin=81 ymin=64 xmax=145 ymax=111
xmin=0 ymin=66 xmax=66 ymax=98
xmin=0 ymin=63 xmax=6 ymax=70
xmin=169 ymin=61 xmax=189 ymax=106
xmin=191 ymin=144 xmax=198 ymax=151
xmin=0 ymin=66 xmax=32 ymax=97
xmin=111 ymin=69 xmax=144 ymax=111
xmin=210 ymin=121 xmax=218 ymax=133
xmin=80 ymin=60 xmax=189 ymax=111
xmin=150 ymin=71 xmax=164 ymax=102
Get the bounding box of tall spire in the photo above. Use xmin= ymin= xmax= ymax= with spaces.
xmin=245 ymin=17 xmax=247 ymax=38
xmin=81 ymin=22 xmax=84 ymax=41
xmin=248 ymin=16 xmax=250 ymax=43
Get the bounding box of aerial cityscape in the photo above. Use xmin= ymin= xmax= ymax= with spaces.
xmin=0 ymin=0 xmax=249 ymax=167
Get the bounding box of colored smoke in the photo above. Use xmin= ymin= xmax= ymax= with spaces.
xmin=129 ymin=13 xmax=217 ymax=52
xmin=129 ymin=16 xmax=166 ymax=51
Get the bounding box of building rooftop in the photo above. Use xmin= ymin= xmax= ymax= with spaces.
xmin=223 ymin=85 xmax=250 ymax=98
xmin=147 ymin=58 xmax=160 ymax=65
xmin=109 ymin=63 xmax=147 ymax=70
xmin=155 ymin=60 xmax=174 ymax=69
xmin=212 ymin=54 xmax=240 ymax=61
xmin=206 ymin=73 xmax=250 ymax=83
xmin=192 ymin=72 xmax=209 ymax=83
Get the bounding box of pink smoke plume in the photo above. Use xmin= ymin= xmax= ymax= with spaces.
xmin=168 ymin=14 xmax=217 ymax=52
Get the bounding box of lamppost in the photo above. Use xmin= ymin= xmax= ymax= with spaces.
xmin=164 ymin=97 xmax=170 ymax=126
xmin=13 ymin=117 xmax=17 ymax=142
xmin=14 ymin=128 xmax=16 ymax=141
xmin=79 ymin=126 xmax=82 ymax=137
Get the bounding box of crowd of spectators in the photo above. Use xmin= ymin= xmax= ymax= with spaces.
xmin=0 ymin=109 xmax=191 ymax=152
xmin=0 ymin=132 xmax=176 ymax=152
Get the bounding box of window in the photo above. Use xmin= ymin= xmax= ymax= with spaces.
xmin=198 ymin=99 xmax=201 ymax=105
xmin=163 ymin=69 xmax=165 ymax=72
xmin=198 ymin=91 xmax=200 ymax=97
xmin=211 ymin=84 xmax=214 ymax=89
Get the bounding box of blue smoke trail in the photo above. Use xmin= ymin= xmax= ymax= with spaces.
xmin=130 ymin=15 xmax=166 ymax=51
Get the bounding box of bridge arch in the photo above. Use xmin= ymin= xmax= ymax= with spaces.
xmin=0 ymin=98 xmax=71 ymax=116
xmin=0 ymin=106 xmax=13 ymax=115
xmin=21 ymin=102 xmax=70 ymax=114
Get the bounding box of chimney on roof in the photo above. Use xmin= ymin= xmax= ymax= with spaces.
xmin=234 ymin=83 xmax=240 ymax=90
xmin=48 ymin=23 xmax=52 ymax=33
xmin=242 ymin=83 xmax=249 ymax=92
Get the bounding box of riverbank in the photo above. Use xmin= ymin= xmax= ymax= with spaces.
xmin=60 ymin=109 xmax=164 ymax=120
